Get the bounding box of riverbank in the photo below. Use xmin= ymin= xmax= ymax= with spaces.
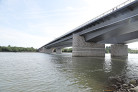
xmin=106 ymin=75 xmax=138 ymax=92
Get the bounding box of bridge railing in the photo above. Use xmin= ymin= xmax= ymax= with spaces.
xmin=80 ymin=0 xmax=136 ymax=28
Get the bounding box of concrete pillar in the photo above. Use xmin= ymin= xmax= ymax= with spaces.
xmin=45 ymin=48 xmax=53 ymax=54
xmin=56 ymin=48 xmax=62 ymax=54
xmin=39 ymin=47 xmax=53 ymax=54
xmin=72 ymin=34 xmax=105 ymax=57
xmin=111 ymin=44 xmax=128 ymax=57
xmin=39 ymin=47 xmax=46 ymax=53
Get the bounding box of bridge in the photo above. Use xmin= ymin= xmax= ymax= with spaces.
xmin=39 ymin=0 xmax=138 ymax=57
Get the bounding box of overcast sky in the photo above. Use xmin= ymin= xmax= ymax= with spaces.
xmin=0 ymin=0 xmax=138 ymax=49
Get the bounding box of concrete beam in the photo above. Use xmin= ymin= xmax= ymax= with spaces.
xmin=72 ymin=34 xmax=105 ymax=57
xmin=111 ymin=44 xmax=128 ymax=56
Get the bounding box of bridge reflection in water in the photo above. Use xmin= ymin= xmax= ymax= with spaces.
xmin=49 ymin=53 xmax=137 ymax=91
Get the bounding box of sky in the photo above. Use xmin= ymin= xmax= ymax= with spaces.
xmin=0 ymin=0 xmax=138 ymax=49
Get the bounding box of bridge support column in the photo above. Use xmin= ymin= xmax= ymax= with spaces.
xmin=39 ymin=47 xmax=53 ymax=54
xmin=45 ymin=48 xmax=53 ymax=54
xmin=72 ymin=34 xmax=105 ymax=57
xmin=111 ymin=44 xmax=128 ymax=56
xmin=56 ymin=48 xmax=62 ymax=54
xmin=39 ymin=47 xmax=46 ymax=53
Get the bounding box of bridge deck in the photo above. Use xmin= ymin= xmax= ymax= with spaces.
xmin=40 ymin=0 xmax=138 ymax=49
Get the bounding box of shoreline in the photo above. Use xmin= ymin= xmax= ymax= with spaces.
xmin=105 ymin=76 xmax=138 ymax=92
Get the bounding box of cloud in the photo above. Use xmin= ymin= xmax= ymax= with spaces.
xmin=0 ymin=27 xmax=51 ymax=48
xmin=128 ymin=42 xmax=138 ymax=49
xmin=66 ymin=6 xmax=75 ymax=10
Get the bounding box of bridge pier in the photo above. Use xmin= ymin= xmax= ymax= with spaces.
xmin=111 ymin=44 xmax=128 ymax=56
xmin=72 ymin=34 xmax=105 ymax=57
xmin=45 ymin=48 xmax=53 ymax=54
xmin=56 ymin=48 xmax=62 ymax=54
xmin=39 ymin=47 xmax=46 ymax=53
xmin=39 ymin=47 xmax=53 ymax=54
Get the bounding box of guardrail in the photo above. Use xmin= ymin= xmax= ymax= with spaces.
xmin=79 ymin=0 xmax=136 ymax=28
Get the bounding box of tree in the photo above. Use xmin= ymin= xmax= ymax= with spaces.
xmin=0 ymin=45 xmax=37 ymax=52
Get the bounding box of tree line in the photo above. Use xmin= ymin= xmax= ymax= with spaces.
xmin=0 ymin=45 xmax=137 ymax=53
xmin=105 ymin=46 xmax=138 ymax=53
xmin=62 ymin=47 xmax=138 ymax=53
xmin=0 ymin=45 xmax=37 ymax=52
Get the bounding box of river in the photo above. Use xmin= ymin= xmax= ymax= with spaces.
xmin=0 ymin=52 xmax=138 ymax=92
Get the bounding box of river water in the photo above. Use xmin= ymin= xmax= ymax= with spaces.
xmin=0 ymin=52 xmax=138 ymax=92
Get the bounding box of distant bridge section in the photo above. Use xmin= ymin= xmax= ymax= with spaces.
xmin=39 ymin=0 xmax=138 ymax=57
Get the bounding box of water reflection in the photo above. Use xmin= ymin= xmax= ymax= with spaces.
xmin=51 ymin=54 xmax=136 ymax=91
xmin=71 ymin=56 xmax=106 ymax=91
xmin=0 ymin=53 xmax=138 ymax=92
xmin=110 ymin=56 xmax=128 ymax=76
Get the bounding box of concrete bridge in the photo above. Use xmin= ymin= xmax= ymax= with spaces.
xmin=39 ymin=0 xmax=138 ymax=57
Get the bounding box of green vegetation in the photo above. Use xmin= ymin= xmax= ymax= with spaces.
xmin=105 ymin=46 xmax=138 ymax=53
xmin=0 ymin=45 xmax=37 ymax=52
xmin=105 ymin=46 xmax=111 ymax=53
xmin=1 ymin=45 xmax=137 ymax=53
xmin=128 ymin=48 xmax=138 ymax=53
xmin=62 ymin=48 xmax=72 ymax=52
xmin=62 ymin=47 xmax=138 ymax=53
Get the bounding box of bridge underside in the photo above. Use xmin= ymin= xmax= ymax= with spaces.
xmin=84 ymin=15 xmax=138 ymax=44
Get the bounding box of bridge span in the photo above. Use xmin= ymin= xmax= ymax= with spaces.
xmin=39 ymin=0 xmax=138 ymax=57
